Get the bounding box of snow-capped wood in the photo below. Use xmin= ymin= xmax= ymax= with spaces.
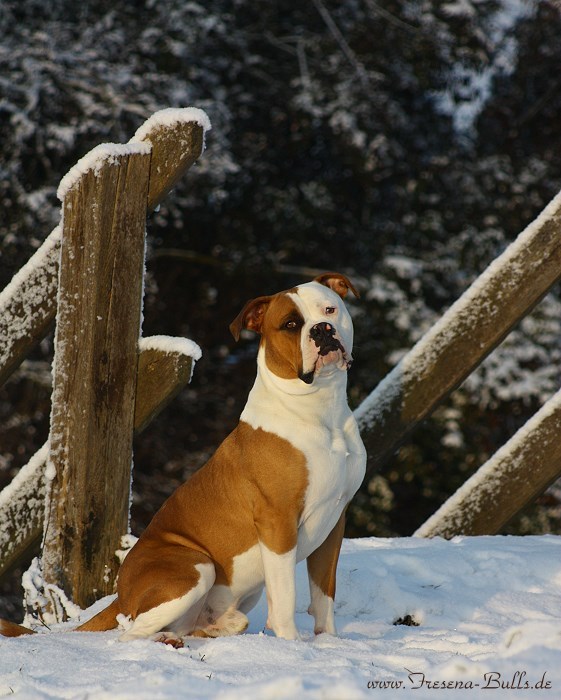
xmin=131 ymin=107 xmax=209 ymax=212
xmin=0 ymin=227 xmax=61 ymax=389
xmin=0 ymin=445 xmax=47 ymax=580
xmin=135 ymin=336 xmax=202 ymax=432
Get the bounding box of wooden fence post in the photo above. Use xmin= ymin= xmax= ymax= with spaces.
xmin=41 ymin=143 xmax=151 ymax=608
xmin=0 ymin=340 xmax=200 ymax=582
xmin=0 ymin=109 xmax=208 ymax=391
xmin=0 ymin=109 xmax=210 ymax=606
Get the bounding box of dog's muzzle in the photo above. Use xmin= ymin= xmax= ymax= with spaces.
xmin=299 ymin=322 xmax=352 ymax=384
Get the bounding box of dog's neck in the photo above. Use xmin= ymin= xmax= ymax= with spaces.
xmin=240 ymin=347 xmax=351 ymax=430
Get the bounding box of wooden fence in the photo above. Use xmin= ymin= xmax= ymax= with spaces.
xmin=1 ymin=107 xmax=561 ymax=618
xmin=0 ymin=108 xmax=209 ymax=611
xmin=355 ymin=190 xmax=561 ymax=537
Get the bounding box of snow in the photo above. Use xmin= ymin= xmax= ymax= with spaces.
xmin=2 ymin=535 xmax=560 ymax=698
xmin=433 ymin=0 xmax=536 ymax=136
xmin=131 ymin=107 xmax=212 ymax=147
xmin=22 ymin=557 xmax=83 ymax=628
xmin=56 ymin=142 xmax=152 ymax=200
xmin=138 ymin=335 xmax=202 ymax=363
xmin=139 ymin=335 xmax=202 ymax=383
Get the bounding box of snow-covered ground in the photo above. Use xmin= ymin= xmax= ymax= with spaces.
xmin=1 ymin=535 xmax=560 ymax=699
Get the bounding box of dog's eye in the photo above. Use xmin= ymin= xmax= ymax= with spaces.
xmin=325 ymin=306 xmax=336 ymax=315
xmin=283 ymin=318 xmax=301 ymax=331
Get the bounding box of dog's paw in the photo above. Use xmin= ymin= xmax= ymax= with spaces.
xmin=154 ymin=632 xmax=185 ymax=649
xmin=192 ymin=609 xmax=249 ymax=638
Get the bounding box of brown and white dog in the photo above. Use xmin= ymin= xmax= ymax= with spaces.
xmin=1 ymin=272 xmax=366 ymax=645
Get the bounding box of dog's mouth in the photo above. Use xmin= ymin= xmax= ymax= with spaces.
xmin=299 ymin=324 xmax=352 ymax=384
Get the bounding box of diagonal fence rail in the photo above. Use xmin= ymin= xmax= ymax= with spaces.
xmin=355 ymin=190 xmax=561 ymax=537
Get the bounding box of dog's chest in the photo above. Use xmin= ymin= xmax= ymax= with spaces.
xmin=294 ymin=424 xmax=356 ymax=558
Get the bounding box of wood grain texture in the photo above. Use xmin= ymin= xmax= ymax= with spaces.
xmin=42 ymin=149 xmax=150 ymax=607
xmin=135 ymin=120 xmax=204 ymax=212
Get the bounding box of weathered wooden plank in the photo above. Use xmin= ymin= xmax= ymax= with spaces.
xmin=0 ymin=227 xmax=60 ymax=388
xmin=0 ymin=109 xmax=208 ymax=389
xmin=135 ymin=336 xmax=200 ymax=433
xmin=132 ymin=108 xmax=208 ymax=212
xmin=41 ymin=145 xmax=151 ymax=608
xmin=355 ymin=189 xmax=561 ymax=479
xmin=415 ymin=389 xmax=561 ymax=538
xmin=0 ymin=342 xmax=199 ymax=581
xmin=0 ymin=446 xmax=47 ymax=581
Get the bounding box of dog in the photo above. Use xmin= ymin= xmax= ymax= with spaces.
xmin=1 ymin=272 xmax=366 ymax=645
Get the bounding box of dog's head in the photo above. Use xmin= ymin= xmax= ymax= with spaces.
xmin=230 ymin=273 xmax=358 ymax=386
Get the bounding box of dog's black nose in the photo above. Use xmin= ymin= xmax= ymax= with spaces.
xmin=310 ymin=323 xmax=344 ymax=356
xmin=310 ymin=322 xmax=335 ymax=345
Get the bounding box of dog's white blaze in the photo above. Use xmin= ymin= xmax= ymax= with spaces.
xmin=308 ymin=579 xmax=336 ymax=635
xmin=118 ymin=563 xmax=214 ymax=641
xmin=288 ymin=282 xmax=354 ymax=376
xmin=243 ymin=365 xmax=364 ymax=562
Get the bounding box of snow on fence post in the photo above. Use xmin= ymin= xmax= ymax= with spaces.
xmin=131 ymin=107 xmax=209 ymax=212
xmin=354 ymin=190 xmax=561 ymax=481
xmin=0 ymin=339 xmax=201 ymax=582
xmin=41 ymin=143 xmax=152 ymax=610
xmin=415 ymin=388 xmax=561 ymax=538
xmin=0 ymin=108 xmax=208 ymax=390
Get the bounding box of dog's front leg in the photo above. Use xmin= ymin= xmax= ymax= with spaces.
xmin=258 ymin=542 xmax=300 ymax=640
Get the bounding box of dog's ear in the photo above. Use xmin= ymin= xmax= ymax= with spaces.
xmin=313 ymin=272 xmax=360 ymax=299
xmin=229 ymin=295 xmax=272 ymax=341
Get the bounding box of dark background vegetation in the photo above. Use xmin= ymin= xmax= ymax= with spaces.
xmin=2 ymin=0 xmax=561 ymax=617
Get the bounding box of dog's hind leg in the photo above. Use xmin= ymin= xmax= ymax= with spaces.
xmin=118 ymin=548 xmax=216 ymax=644
xmin=191 ymin=586 xmax=251 ymax=638
xmin=191 ymin=603 xmax=249 ymax=638
xmin=306 ymin=511 xmax=346 ymax=635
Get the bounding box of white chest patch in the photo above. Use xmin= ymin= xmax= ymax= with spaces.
xmin=241 ymin=374 xmax=365 ymax=563
xmin=295 ymin=424 xmax=357 ymax=560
